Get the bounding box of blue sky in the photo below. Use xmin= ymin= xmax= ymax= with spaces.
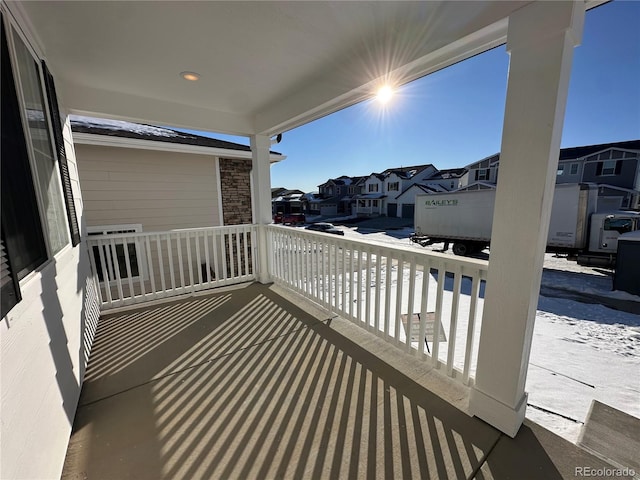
xmin=181 ymin=1 xmax=640 ymax=193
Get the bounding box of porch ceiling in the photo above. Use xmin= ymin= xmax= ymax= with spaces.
xmin=15 ymin=1 xmax=532 ymax=136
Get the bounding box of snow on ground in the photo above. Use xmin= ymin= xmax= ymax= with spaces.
xmin=331 ymin=224 xmax=640 ymax=443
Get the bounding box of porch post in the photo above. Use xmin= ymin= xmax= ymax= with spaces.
xmin=250 ymin=134 xmax=272 ymax=284
xmin=469 ymin=1 xmax=584 ymax=437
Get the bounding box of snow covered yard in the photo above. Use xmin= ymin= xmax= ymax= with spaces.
xmin=336 ymin=225 xmax=640 ymax=443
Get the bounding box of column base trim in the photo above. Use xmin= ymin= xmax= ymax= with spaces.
xmin=469 ymin=387 xmax=527 ymax=438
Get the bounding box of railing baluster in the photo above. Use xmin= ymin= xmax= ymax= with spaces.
xmin=123 ymin=235 xmax=135 ymax=301
xmin=97 ymin=239 xmax=112 ymax=307
xmin=463 ymin=273 xmax=481 ymax=385
xmin=212 ymin=230 xmax=221 ymax=284
xmin=357 ymin=248 xmax=363 ymax=324
xmin=341 ymin=246 xmax=346 ymax=314
xmin=418 ymin=261 xmax=431 ymax=358
xmin=137 ymin=237 xmax=146 ymax=299
xmin=167 ymin=233 xmax=176 ymax=291
xmin=203 ymin=230 xmax=211 ymax=283
xmin=195 ymin=231 xmax=203 ymax=286
xmin=406 ymin=260 xmax=417 ymax=352
xmin=156 ymin=234 xmax=167 ymax=294
xmin=186 ymin=231 xmax=194 ymax=289
xmin=384 ymin=254 xmax=392 ymax=338
xmin=394 ymin=257 xmax=404 ymax=344
xmin=87 ymin=241 xmax=104 ymax=307
xmin=374 ymin=251 xmax=381 ymax=334
xmin=145 ymin=235 xmax=156 ymax=298
xmin=365 ymin=247 xmax=372 ymax=331
xmin=235 ymin=227 xmax=242 ymax=279
xmin=176 ymin=233 xmax=185 ymax=289
xmin=432 ymin=264 xmax=445 ymax=367
xmin=447 ymin=266 xmax=463 ymax=376
xmin=110 ymin=238 xmax=124 ymax=303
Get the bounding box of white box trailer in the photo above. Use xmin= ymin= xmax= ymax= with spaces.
xmin=412 ymin=183 xmax=640 ymax=264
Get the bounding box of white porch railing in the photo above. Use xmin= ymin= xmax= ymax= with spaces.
xmin=87 ymin=225 xmax=257 ymax=310
xmin=266 ymin=225 xmax=488 ymax=384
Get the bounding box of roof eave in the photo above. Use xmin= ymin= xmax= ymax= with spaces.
xmin=72 ymin=132 xmax=285 ymax=163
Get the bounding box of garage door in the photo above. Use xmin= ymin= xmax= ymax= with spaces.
xmin=402 ymin=204 xmax=415 ymax=219
xmin=387 ymin=203 xmax=397 ymax=217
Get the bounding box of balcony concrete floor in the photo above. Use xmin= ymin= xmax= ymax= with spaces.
xmin=62 ymin=283 xmax=618 ymax=479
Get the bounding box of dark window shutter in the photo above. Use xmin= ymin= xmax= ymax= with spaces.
xmin=1 ymin=225 xmax=21 ymax=318
xmin=595 ymin=162 xmax=603 ymax=176
xmin=41 ymin=61 xmax=80 ymax=246
xmin=475 ymin=170 xmax=479 ymax=181
xmin=614 ymin=160 xmax=622 ymax=175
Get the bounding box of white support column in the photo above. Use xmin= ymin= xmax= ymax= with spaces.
xmin=251 ymin=134 xmax=273 ymax=284
xmin=469 ymin=1 xmax=584 ymax=437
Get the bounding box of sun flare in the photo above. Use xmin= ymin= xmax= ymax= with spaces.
xmin=376 ymin=85 xmax=394 ymax=104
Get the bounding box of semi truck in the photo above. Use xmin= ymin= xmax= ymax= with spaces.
xmin=411 ymin=183 xmax=640 ymax=266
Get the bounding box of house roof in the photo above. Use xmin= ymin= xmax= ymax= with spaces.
xmin=395 ymin=183 xmax=449 ymax=200
xmin=429 ymin=168 xmax=468 ymax=179
xmin=356 ymin=193 xmax=386 ymax=200
xmin=71 ymin=116 xmax=284 ymax=156
xmin=467 ymin=140 xmax=640 ymax=169
xmin=381 ymin=164 xmax=434 ymax=179
xmin=558 ymin=140 xmax=640 ymax=160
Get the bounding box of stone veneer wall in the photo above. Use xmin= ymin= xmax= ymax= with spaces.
xmin=218 ymin=158 xmax=253 ymax=275
xmin=219 ymin=158 xmax=253 ymax=225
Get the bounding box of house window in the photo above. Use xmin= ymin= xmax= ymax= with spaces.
xmin=556 ymin=165 xmax=565 ymax=176
xmin=599 ymin=160 xmax=618 ymax=176
xmin=476 ymin=169 xmax=489 ymax=181
xmin=1 ymin=20 xmax=48 ymax=319
xmin=87 ymin=225 xmax=145 ymax=283
xmin=368 ymin=184 xmax=379 ymax=192
xmin=1 ymin=17 xmax=80 ymax=317
xmin=11 ymin=27 xmax=69 ymax=255
xmin=388 ymin=181 xmax=399 ymax=191
xmin=372 ymin=200 xmax=379 ymax=207
xmin=570 ymin=163 xmax=579 ymax=175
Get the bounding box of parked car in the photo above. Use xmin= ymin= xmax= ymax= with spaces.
xmin=273 ymin=212 xmax=305 ymax=225
xmin=305 ymin=222 xmax=344 ymax=236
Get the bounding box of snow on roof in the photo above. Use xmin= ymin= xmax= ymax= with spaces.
xmin=70 ymin=115 xmax=283 ymax=156
xmin=71 ymin=115 xmax=179 ymax=138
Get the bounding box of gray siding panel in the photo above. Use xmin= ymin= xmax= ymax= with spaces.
xmin=76 ymin=144 xmax=221 ymax=232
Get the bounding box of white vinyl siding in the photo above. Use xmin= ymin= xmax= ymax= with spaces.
xmin=76 ymin=145 xmax=222 ymax=231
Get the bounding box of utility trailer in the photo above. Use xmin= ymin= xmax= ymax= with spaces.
xmin=411 ymin=183 xmax=640 ymax=265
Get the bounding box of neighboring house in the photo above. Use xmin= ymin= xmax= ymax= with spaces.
xmin=354 ymin=165 xmax=436 ymax=217
xmin=271 ymin=189 xmax=305 ymax=216
xmin=387 ymin=167 xmax=468 ymax=219
xmin=393 ymin=183 xmax=450 ymax=219
xmin=357 ymin=173 xmax=386 ymax=216
xmin=72 ymin=116 xmax=285 ymax=233
xmin=309 ymin=175 xmax=364 ymax=216
xmin=459 ymin=153 xmax=500 ymax=188
xmin=422 ymin=167 xmax=468 ymax=191
xmin=557 ymin=140 xmax=640 ymax=209
xmin=460 ymin=140 xmax=640 ymax=209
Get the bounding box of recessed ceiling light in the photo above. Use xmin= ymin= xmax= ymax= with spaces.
xmin=180 ymin=71 xmax=200 ymax=81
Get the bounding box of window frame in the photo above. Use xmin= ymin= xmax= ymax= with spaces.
xmin=600 ymin=160 xmax=617 ymax=176
xmin=3 ymin=14 xmax=71 ymax=265
xmin=570 ymin=163 xmax=579 ymax=175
